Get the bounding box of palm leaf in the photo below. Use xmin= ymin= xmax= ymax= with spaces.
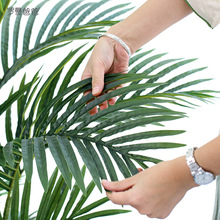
xmin=0 ymin=0 xmax=11 ymax=23
xmin=0 ymin=0 xmax=131 ymax=88
xmin=1 ymin=48 xmax=214 ymax=194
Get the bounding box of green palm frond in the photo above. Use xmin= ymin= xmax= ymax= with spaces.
xmin=4 ymin=166 xmax=130 ymax=220
xmin=0 ymin=47 xmax=214 ymax=197
xmin=0 ymin=0 xmax=11 ymax=24
xmin=0 ymin=0 xmax=132 ymax=88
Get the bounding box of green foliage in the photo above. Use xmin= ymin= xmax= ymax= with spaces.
xmin=0 ymin=0 xmax=217 ymax=219
xmin=0 ymin=0 xmax=11 ymax=24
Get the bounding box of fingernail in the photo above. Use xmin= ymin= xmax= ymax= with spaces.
xmin=92 ymin=86 xmax=100 ymax=95
xmin=101 ymin=179 xmax=110 ymax=185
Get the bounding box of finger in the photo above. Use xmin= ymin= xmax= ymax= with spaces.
xmin=101 ymin=178 xmax=135 ymax=192
xmin=83 ymin=89 xmax=91 ymax=97
xmin=89 ymin=106 xmax=98 ymax=115
xmin=137 ymin=168 xmax=143 ymax=172
xmin=106 ymin=190 xmax=131 ymax=206
xmin=99 ymin=100 xmax=108 ymax=110
xmin=91 ymin=64 xmax=105 ymax=96
xmin=108 ymin=97 xmax=116 ymax=106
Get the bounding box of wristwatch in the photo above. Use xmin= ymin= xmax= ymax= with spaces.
xmin=186 ymin=147 xmax=215 ymax=185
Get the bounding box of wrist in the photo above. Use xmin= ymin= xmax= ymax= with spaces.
xmin=107 ymin=25 xmax=137 ymax=55
xmin=99 ymin=33 xmax=132 ymax=58
xmin=172 ymin=156 xmax=198 ymax=190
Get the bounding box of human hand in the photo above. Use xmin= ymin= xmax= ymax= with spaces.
xmin=102 ymin=156 xmax=197 ymax=219
xmin=81 ymin=35 xmax=129 ymax=115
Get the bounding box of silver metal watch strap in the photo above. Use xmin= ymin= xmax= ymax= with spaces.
xmin=186 ymin=147 xmax=201 ymax=177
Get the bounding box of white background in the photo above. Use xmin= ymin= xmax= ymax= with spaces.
xmin=1 ymin=0 xmax=220 ymax=219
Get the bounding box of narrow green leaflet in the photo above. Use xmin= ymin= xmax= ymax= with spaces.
xmin=0 ymin=0 xmax=11 ymax=23
xmin=122 ymin=155 xmax=139 ymax=175
xmin=59 ymin=2 xmax=93 ymax=33
xmin=83 ymin=140 xmax=107 ymax=180
xmin=73 ymin=209 xmax=131 ymax=220
xmin=5 ymin=88 xmax=13 ymax=142
xmin=22 ymin=0 xmax=49 ymax=55
xmin=116 ymin=142 xmax=186 ymax=153
xmin=0 ymin=83 xmax=30 ymax=115
xmin=13 ymin=1 xmax=32 ymax=62
xmin=57 ymin=135 xmax=86 ymax=194
xmin=1 ymin=1 xmax=10 ymax=73
xmin=71 ymin=138 xmax=102 ymax=192
xmin=107 ymin=130 xmax=185 ymax=145
xmin=36 ymin=168 xmax=58 ymax=220
xmin=35 ymin=0 xmax=68 ymax=46
xmin=51 ymin=183 xmax=69 ymax=220
xmin=68 ymin=181 xmax=96 ymax=219
xmin=95 ymin=115 xmax=183 ymax=140
xmin=88 ymin=3 xmax=130 ymax=23
xmin=109 ymin=150 xmax=131 ymax=178
xmin=0 ymin=177 xmax=10 ymax=191
xmin=61 ymin=166 xmax=86 ymax=220
xmin=34 ymin=137 xmax=48 ymax=191
xmin=20 ymin=179 xmax=31 ymax=220
xmin=0 ymin=146 xmax=6 ymax=166
xmin=73 ymin=197 xmax=109 ymax=218
xmin=21 ymin=139 xmax=33 ymax=182
xmin=73 ymin=0 xmax=111 ymax=26
xmin=43 ymin=175 xmax=65 ymax=220
xmin=3 ymin=142 xmax=14 ymax=167
xmin=46 ymin=136 xmax=72 ymax=189
xmin=96 ymin=143 xmax=118 ymax=181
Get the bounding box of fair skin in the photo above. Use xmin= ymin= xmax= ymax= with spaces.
xmin=82 ymin=0 xmax=220 ymax=218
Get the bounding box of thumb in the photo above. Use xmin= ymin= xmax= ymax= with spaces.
xmin=101 ymin=177 xmax=135 ymax=192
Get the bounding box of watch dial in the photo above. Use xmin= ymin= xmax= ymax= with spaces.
xmin=195 ymin=172 xmax=215 ymax=185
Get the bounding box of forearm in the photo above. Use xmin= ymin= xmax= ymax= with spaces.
xmin=195 ymin=135 xmax=220 ymax=177
xmin=107 ymin=0 xmax=192 ymax=54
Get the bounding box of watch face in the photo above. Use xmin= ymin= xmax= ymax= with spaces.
xmin=194 ymin=172 xmax=215 ymax=185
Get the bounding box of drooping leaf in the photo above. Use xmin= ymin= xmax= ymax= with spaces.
xmin=21 ymin=139 xmax=33 ymax=182
xmin=71 ymin=138 xmax=102 ymax=192
xmin=34 ymin=137 xmax=48 ymax=191
xmin=46 ymin=136 xmax=72 ymax=189
xmin=57 ymin=135 xmax=85 ymax=194
xmin=3 ymin=142 xmax=14 ymax=167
